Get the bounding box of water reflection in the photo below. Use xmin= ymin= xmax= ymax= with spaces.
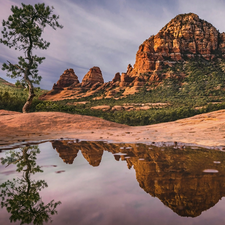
xmin=0 ymin=146 xmax=61 ymax=225
xmin=52 ymin=140 xmax=225 ymax=218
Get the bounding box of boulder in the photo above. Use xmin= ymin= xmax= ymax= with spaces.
xmin=111 ymin=105 xmax=124 ymax=111
xmin=91 ymin=105 xmax=111 ymax=111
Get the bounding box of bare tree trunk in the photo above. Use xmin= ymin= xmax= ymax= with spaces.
xmin=22 ymin=91 xmax=35 ymax=113
xmin=22 ymin=29 xmax=35 ymax=114
xmin=22 ymin=70 xmax=35 ymax=113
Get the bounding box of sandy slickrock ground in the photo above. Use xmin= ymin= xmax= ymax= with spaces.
xmin=0 ymin=109 xmax=225 ymax=148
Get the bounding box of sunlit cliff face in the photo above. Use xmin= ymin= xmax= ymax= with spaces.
xmin=39 ymin=13 xmax=225 ymax=101
xmin=131 ymin=13 xmax=225 ymax=76
xmin=52 ymin=140 xmax=225 ymax=217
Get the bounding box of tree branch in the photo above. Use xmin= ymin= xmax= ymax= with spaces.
xmin=7 ymin=60 xmax=25 ymax=72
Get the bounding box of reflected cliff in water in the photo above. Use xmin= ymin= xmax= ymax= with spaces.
xmin=52 ymin=140 xmax=225 ymax=218
xmin=0 ymin=146 xmax=61 ymax=225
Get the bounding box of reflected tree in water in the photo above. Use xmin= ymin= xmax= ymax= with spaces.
xmin=0 ymin=146 xmax=61 ymax=225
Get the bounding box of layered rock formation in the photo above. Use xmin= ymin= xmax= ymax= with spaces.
xmin=52 ymin=68 xmax=79 ymax=90
xmin=112 ymin=72 xmax=121 ymax=83
xmin=52 ymin=140 xmax=225 ymax=217
xmin=81 ymin=66 xmax=104 ymax=87
xmin=39 ymin=66 xmax=105 ymax=100
xmin=40 ymin=13 xmax=225 ymax=101
xmin=130 ymin=13 xmax=225 ymax=76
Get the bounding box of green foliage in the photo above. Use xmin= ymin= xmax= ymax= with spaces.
xmin=15 ymin=80 xmax=26 ymax=88
xmin=34 ymin=100 xmax=225 ymax=126
xmin=32 ymin=57 xmax=225 ymax=126
xmin=1 ymin=57 xmax=225 ymax=125
xmin=0 ymin=87 xmax=46 ymax=112
xmin=1 ymin=3 xmax=62 ymax=83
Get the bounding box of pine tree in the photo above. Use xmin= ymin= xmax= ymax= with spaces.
xmin=0 ymin=3 xmax=63 ymax=112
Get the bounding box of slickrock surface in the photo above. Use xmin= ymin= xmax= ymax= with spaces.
xmin=0 ymin=109 xmax=225 ymax=148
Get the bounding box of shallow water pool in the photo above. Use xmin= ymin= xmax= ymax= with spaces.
xmin=1 ymin=140 xmax=225 ymax=225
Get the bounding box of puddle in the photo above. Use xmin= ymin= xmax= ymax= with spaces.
xmin=203 ymin=169 xmax=219 ymax=173
xmin=113 ymin=153 xmax=127 ymax=156
xmin=1 ymin=140 xmax=225 ymax=225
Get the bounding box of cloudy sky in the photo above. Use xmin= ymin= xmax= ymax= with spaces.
xmin=1 ymin=0 xmax=225 ymax=90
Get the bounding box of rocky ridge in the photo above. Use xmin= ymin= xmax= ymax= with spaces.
xmin=39 ymin=13 xmax=225 ymax=101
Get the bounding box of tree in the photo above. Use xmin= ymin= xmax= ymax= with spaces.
xmin=15 ymin=80 xmax=26 ymax=88
xmin=0 ymin=3 xmax=63 ymax=113
xmin=15 ymin=80 xmax=21 ymax=88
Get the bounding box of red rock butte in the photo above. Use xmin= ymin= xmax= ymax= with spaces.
xmin=40 ymin=13 xmax=225 ymax=100
xmin=53 ymin=68 xmax=79 ymax=90
xmin=130 ymin=13 xmax=225 ymax=76
xmin=82 ymin=66 xmax=104 ymax=86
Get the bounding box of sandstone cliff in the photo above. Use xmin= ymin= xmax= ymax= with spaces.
xmin=40 ymin=13 xmax=225 ymax=101
xmin=81 ymin=66 xmax=104 ymax=87
xmin=130 ymin=13 xmax=224 ymax=77
xmin=53 ymin=68 xmax=79 ymax=90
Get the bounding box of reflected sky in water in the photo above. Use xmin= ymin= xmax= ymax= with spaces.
xmin=1 ymin=141 xmax=225 ymax=225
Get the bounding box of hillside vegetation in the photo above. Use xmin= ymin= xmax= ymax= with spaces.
xmin=0 ymin=78 xmax=47 ymax=112
xmin=35 ymin=58 xmax=225 ymax=125
xmin=1 ymin=58 xmax=225 ymax=125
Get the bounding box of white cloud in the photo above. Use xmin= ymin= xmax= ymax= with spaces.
xmin=1 ymin=0 xmax=225 ymax=89
xmin=177 ymin=0 xmax=225 ymax=32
